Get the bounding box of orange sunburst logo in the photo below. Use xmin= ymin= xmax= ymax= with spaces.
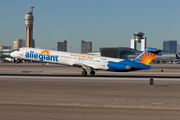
xmin=136 ymin=51 xmax=157 ymax=65
xmin=41 ymin=50 xmax=50 ymax=54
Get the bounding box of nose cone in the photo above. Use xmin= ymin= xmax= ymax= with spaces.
xmin=10 ymin=52 xmax=13 ymax=57
xmin=10 ymin=51 xmax=19 ymax=58
xmin=10 ymin=52 xmax=14 ymax=57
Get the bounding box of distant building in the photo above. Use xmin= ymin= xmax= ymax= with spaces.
xmin=100 ymin=47 xmax=141 ymax=59
xmin=24 ymin=12 xmax=34 ymax=47
xmin=32 ymin=39 xmax=35 ymax=48
xmin=177 ymin=44 xmax=180 ymax=53
xmin=0 ymin=49 xmax=14 ymax=62
xmin=18 ymin=39 xmax=26 ymax=49
xmin=14 ymin=41 xmax=18 ymax=50
xmin=131 ymin=32 xmax=146 ymax=51
xmin=99 ymin=47 xmax=176 ymax=64
xmin=88 ymin=51 xmax=100 ymax=56
xmin=14 ymin=39 xmax=35 ymax=49
xmin=163 ymin=40 xmax=177 ymax=53
xmin=0 ymin=46 xmax=11 ymax=50
xmin=57 ymin=40 xmax=67 ymax=52
xmin=81 ymin=40 xmax=92 ymax=53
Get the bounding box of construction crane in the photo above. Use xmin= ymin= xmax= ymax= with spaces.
xmin=28 ymin=3 xmax=34 ymax=14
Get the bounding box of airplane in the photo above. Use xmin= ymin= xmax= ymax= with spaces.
xmin=173 ymin=54 xmax=180 ymax=64
xmin=10 ymin=47 xmax=161 ymax=75
xmin=175 ymin=54 xmax=180 ymax=59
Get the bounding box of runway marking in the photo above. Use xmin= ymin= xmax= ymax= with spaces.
xmin=0 ymin=101 xmax=180 ymax=110
xmin=152 ymin=102 xmax=166 ymax=105
xmin=0 ymin=76 xmax=180 ymax=81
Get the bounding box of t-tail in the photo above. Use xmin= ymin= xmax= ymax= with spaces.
xmin=176 ymin=54 xmax=180 ymax=59
xmin=132 ymin=47 xmax=161 ymax=65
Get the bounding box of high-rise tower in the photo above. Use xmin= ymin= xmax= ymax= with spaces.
xmin=81 ymin=40 xmax=92 ymax=53
xmin=24 ymin=12 xmax=34 ymax=47
xmin=57 ymin=40 xmax=67 ymax=52
xmin=130 ymin=32 xmax=146 ymax=51
xmin=24 ymin=4 xmax=34 ymax=47
xmin=163 ymin=40 xmax=177 ymax=53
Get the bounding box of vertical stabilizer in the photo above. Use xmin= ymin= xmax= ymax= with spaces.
xmin=176 ymin=54 xmax=180 ymax=59
xmin=132 ymin=47 xmax=161 ymax=65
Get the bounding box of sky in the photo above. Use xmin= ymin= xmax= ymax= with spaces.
xmin=0 ymin=0 xmax=180 ymax=52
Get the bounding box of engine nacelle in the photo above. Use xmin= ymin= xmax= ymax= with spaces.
xmin=107 ymin=61 xmax=132 ymax=70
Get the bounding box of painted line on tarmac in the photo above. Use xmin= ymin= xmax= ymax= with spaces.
xmin=0 ymin=101 xmax=180 ymax=110
xmin=1 ymin=70 xmax=180 ymax=75
xmin=0 ymin=76 xmax=180 ymax=81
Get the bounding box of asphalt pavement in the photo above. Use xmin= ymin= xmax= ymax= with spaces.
xmin=0 ymin=63 xmax=180 ymax=120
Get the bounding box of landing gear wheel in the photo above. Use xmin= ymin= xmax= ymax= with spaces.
xmin=90 ymin=70 xmax=95 ymax=76
xmin=82 ymin=71 xmax=87 ymax=76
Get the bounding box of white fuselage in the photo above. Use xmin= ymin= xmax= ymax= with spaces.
xmin=11 ymin=47 xmax=124 ymax=71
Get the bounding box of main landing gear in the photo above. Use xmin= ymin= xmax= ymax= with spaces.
xmin=82 ymin=70 xmax=95 ymax=76
xmin=82 ymin=70 xmax=87 ymax=76
xmin=90 ymin=70 xmax=95 ymax=76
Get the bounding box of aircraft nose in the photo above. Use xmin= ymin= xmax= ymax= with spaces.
xmin=10 ymin=52 xmax=14 ymax=57
xmin=10 ymin=51 xmax=17 ymax=58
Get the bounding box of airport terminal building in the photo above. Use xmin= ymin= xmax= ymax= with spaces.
xmin=99 ymin=47 xmax=177 ymax=63
xmin=0 ymin=49 xmax=14 ymax=62
xmin=100 ymin=47 xmax=141 ymax=60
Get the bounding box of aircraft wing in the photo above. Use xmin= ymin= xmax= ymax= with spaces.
xmin=72 ymin=63 xmax=94 ymax=70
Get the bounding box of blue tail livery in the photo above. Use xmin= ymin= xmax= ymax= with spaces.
xmin=107 ymin=48 xmax=161 ymax=72
xmin=132 ymin=47 xmax=161 ymax=65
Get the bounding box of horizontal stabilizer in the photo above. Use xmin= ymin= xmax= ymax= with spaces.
xmin=145 ymin=48 xmax=161 ymax=53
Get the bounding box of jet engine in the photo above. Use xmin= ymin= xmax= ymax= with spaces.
xmin=107 ymin=61 xmax=132 ymax=70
